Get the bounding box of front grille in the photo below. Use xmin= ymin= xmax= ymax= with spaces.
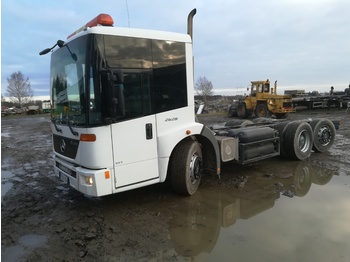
xmin=53 ymin=134 xmax=79 ymax=159
xmin=283 ymin=102 xmax=293 ymax=108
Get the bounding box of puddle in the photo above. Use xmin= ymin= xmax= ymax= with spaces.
xmin=19 ymin=234 xmax=48 ymax=248
xmin=1 ymin=181 xmax=14 ymax=199
xmin=1 ymin=132 xmax=11 ymax=137
xmin=2 ymin=170 xmax=15 ymax=179
xmin=159 ymin=160 xmax=350 ymax=261
xmin=1 ymin=234 xmax=48 ymax=262
xmin=1 ymin=170 xmax=15 ymax=199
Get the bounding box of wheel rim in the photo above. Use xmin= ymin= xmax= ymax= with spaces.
xmin=317 ymin=126 xmax=332 ymax=146
xmin=189 ymin=153 xmax=202 ymax=184
xmin=298 ymin=130 xmax=312 ymax=153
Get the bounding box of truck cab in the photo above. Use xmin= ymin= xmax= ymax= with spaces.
xmin=43 ymin=12 xmax=220 ymax=197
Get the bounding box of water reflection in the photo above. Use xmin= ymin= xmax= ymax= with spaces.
xmin=168 ymin=160 xmax=334 ymax=258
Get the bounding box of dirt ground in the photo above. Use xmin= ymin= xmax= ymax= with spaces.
xmin=1 ymin=108 xmax=349 ymax=261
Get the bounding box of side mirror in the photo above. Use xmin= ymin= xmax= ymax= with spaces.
xmin=101 ymin=69 xmax=125 ymax=121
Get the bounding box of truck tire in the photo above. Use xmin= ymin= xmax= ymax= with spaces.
xmin=309 ymin=118 xmax=336 ymax=152
xmin=170 ymin=140 xmax=203 ymax=196
xmin=283 ymin=121 xmax=313 ymax=160
xmin=237 ymin=103 xmax=248 ymax=119
xmin=255 ymin=103 xmax=269 ymax=118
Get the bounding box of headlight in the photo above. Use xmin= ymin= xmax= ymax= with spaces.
xmin=85 ymin=176 xmax=93 ymax=185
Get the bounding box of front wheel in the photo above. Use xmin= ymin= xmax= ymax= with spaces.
xmin=170 ymin=140 xmax=203 ymax=196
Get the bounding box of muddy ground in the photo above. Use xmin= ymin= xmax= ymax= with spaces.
xmin=1 ymin=108 xmax=349 ymax=261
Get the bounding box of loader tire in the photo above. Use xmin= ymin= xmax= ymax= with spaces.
xmin=309 ymin=118 xmax=336 ymax=152
xmin=284 ymin=121 xmax=313 ymax=160
xmin=169 ymin=140 xmax=203 ymax=196
xmin=237 ymin=103 xmax=249 ymax=119
xmin=255 ymin=103 xmax=269 ymax=118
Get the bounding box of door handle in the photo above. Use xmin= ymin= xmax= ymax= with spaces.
xmin=145 ymin=123 xmax=153 ymax=140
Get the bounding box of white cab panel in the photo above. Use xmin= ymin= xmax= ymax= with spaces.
xmin=111 ymin=115 xmax=159 ymax=188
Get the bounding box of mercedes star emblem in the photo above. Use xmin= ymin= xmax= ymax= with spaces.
xmin=60 ymin=139 xmax=66 ymax=153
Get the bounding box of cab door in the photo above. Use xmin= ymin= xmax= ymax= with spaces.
xmin=111 ymin=115 xmax=158 ymax=188
xmin=250 ymin=84 xmax=257 ymax=108
xmin=111 ymin=71 xmax=159 ymax=188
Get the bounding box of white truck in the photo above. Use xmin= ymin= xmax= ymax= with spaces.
xmin=39 ymin=9 xmax=336 ymax=197
xmin=42 ymin=101 xmax=51 ymax=113
xmin=27 ymin=105 xmax=40 ymax=115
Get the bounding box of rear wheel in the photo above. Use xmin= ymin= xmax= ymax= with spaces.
xmin=309 ymin=118 xmax=336 ymax=152
xmin=284 ymin=121 xmax=313 ymax=160
xmin=227 ymin=105 xmax=237 ymax=117
xmin=237 ymin=103 xmax=248 ymax=119
xmin=170 ymin=140 xmax=203 ymax=196
xmin=255 ymin=103 xmax=269 ymax=118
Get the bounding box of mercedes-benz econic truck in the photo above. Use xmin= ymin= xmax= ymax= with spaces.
xmin=40 ymin=10 xmax=336 ymax=197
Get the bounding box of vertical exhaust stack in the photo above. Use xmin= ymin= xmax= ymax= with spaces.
xmin=187 ymin=8 xmax=197 ymax=40
xmin=274 ymin=80 xmax=277 ymax=95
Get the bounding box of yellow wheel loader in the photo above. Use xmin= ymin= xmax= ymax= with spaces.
xmin=237 ymin=79 xmax=295 ymax=119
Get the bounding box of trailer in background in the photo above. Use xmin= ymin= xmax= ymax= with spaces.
xmin=42 ymin=101 xmax=51 ymax=113
xmin=27 ymin=105 xmax=40 ymax=115
xmin=285 ymin=89 xmax=350 ymax=109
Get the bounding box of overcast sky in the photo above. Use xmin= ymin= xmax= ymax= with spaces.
xmin=1 ymin=0 xmax=349 ymax=99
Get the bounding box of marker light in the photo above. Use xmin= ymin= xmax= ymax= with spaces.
xmin=67 ymin=13 xmax=114 ymax=39
xmin=105 ymin=171 xmax=110 ymax=179
xmin=80 ymin=134 xmax=96 ymax=142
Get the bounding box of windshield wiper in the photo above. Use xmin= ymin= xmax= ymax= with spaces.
xmin=52 ymin=119 xmax=62 ymax=133
xmin=68 ymin=120 xmax=79 ymax=136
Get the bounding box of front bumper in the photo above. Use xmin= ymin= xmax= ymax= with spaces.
xmin=54 ymin=156 xmax=113 ymax=197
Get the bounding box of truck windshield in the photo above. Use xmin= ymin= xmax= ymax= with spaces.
xmin=50 ymin=34 xmax=187 ymax=127
xmin=50 ymin=36 xmax=88 ymax=126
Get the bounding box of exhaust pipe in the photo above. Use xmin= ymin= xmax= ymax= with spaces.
xmin=274 ymin=80 xmax=277 ymax=94
xmin=187 ymin=8 xmax=197 ymax=39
